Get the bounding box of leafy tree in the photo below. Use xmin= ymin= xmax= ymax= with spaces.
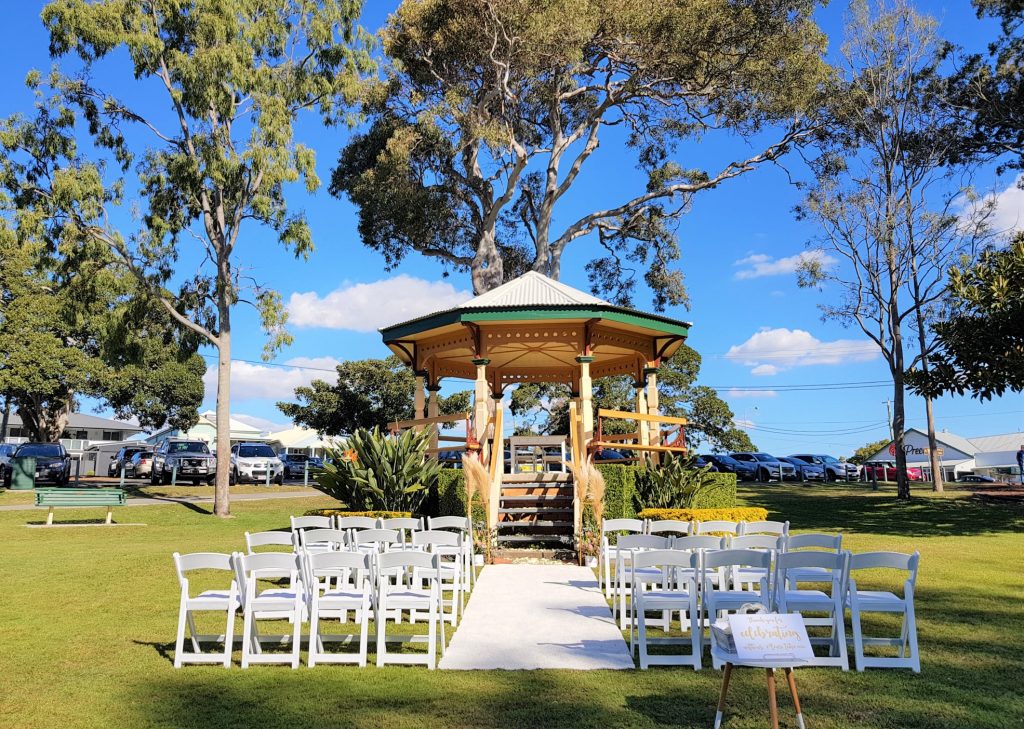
xmin=796 ymin=1 xmax=990 ymax=497
xmin=333 ymin=0 xmax=829 ymax=301
xmin=849 ymin=438 xmax=891 ymax=465
xmin=278 ymin=356 xmax=471 ymax=436
xmin=509 ymin=344 xmax=755 ymax=452
xmin=7 ymin=1 xmax=372 ymax=516
xmin=909 ymin=233 xmax=1024 ymax=399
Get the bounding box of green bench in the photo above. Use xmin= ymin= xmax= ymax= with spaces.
xmin=35 ymin=488 xmax=127 ymax=525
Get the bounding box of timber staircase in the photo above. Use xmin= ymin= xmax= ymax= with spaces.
xmin=495 ymin=472 xmax=574 ymax=547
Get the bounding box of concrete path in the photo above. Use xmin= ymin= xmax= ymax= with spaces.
xmin=0 ymin=489 xmax=324 ymax=512
xmin=440 ymin=564 xmax=634 ymax=670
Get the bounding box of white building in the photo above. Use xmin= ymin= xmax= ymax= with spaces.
xmin=144 ymin=411 xmax=269 ymax=452
xmin=266 ymin=426 xmax=342 ymax=458
xmin=865 ymin=428 xmax=1024 ymax=481
xmin=1 ymin=412 xmax=144 ymax=454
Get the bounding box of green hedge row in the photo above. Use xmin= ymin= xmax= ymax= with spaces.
xmin=432 ymin=468 xmax=467 ymax=517
xmin=596 ymin=463 xmax=737 ymax=519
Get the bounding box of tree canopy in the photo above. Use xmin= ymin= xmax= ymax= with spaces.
xmin=278 ymin=356 xmax=471 ymax=435
xmin=849 ymin=438 xmax=891 ymax=465
xmin=333 ymin=0 xmax=829 ymax=302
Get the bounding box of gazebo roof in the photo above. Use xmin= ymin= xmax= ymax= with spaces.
xmin=380 ymin=272 xmax=691 ymax=387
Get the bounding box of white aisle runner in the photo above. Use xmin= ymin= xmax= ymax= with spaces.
xmin=440 ymin=564 xmax=635 ymax=670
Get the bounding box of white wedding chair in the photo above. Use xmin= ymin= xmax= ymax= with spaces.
xmin=412 ymin=530 xmax=464 ymax=625
xmin=701 ymin=549 xmax=773 ymax=667
xmin=740 ymin=520 xmax=790 ymax=537
xmin=336 ymin=515 xmax=379 ymax=533
xmin=305 ymin=551 xmax=374 ymax=667
xmin=375 ymin=551 xmax=442 ymax=669
xmin=427 ymin=516 xmax=475 ymax=590
xmin=774 ymin=550 xmax=850 ymax=670
xmin=172 ymin=552 xmax=239 ymax=668
xmin=245 ymin=530 xmax=298 ymax=554
xmin=629 ymin=549 xmax=702 ymax=670
xmin=291 ymin=515 xmax=332 ymax=532
xmin=780 ymin=533 xmax=844 ymax=586
xmin=234 ymin=552 xmax=305 ymax=669
xmin=354 ymin=528 xmax=402 ymax=554
xmin=695 ymin=520 xmax=741 ymax=536
xmin=297 ymin=528 xmax=348 ymax=554
xmin=599 ymin=518 xmax=645 ymax=598
xmin=614 ymin=534 xmax=672 ymax=629
xmin=380 ymin=517 xmax=424 ymax=547
xmin=729 ymin=535 xmax=781 ymax=591
xmin=647 ymin=519 xmax=692 ymax=537
xmin=846 ymin=551 xmax=921 ymax=672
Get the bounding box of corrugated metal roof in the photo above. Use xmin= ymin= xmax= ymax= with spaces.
xmin=968 ymin=432 xmax=1024 ymax=452
xmin=5 ymin=412 xmax=142 ymax=431
xmin=460 ymin=271 xmax=609 ymax=308
xmin=934 ymin=431 xmax=979 ymax=456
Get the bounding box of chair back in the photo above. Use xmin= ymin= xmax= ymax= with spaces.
xmin=632 ymin=548 xmax=699 ymax=571
xmin=602 ymin=518 xmax=644 ymax=535
xmin=730 ymin=535 xmax=780 ymax=551
xmin=291 ymin=515 xmax=332 ymax=531
xmin=380 ymin=517 xmax=424 ymax=531
xmin=647 ymin=519 xmax=692 ymax=536
xmin=427 ymin=515 xmax=470 ymax=532
xmin=672 ymin=535 xmax=726 ymax=552
xmin=354 ymin=528 xmax=401 ymax=550
xmin=173 ymin=552 xmax=235 ymax=592
xmin=244 ymin=531 xmax=296 ymax=553
xmin=298 ymin=528 xmax=348 ymax=551
xmin=741 ymin=520 xmax=789 ymax=536
xmin=306 ymin=550 xmax=372 ymax=590
xmin=704 ymin=548 xmax=772 ymax=571
xmin=412 ymin=530 xmax=463 ymax=550
xmin=848 ymin=551 xmax=920 ymax=590
xmin=336 ymin=515 xmax=379 ymax=531
xmin=616 ymin=534 xmax=672 ymax=552
xmin=377 ymin=549 xmax=438 ymax=573
xmin=695 ymin=520 xmax=740 ymax=535
xmin=783 ymin=532 xmax=842 ymax=553
xmin=234 ymin=552 xmax=299 ymax=601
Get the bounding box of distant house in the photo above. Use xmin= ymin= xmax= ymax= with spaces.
xmin=144 ymin=410 xmax=269 ymax=452
xmin=865 ymin=428 xmax=1024 ymax=481
xmin=1 ymin=412 xmax=143 ymax=455
xmin=266 ymin=426 xmax=342 ymax=458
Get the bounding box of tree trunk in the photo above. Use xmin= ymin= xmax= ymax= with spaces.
xmin=923 ymin=396 xmax=943 ymax=492
xmin=16 ymin=393 xmax=72 ymax=442
xmin=0 ymin=395 xmax=10 ymax=441
xmin=472 ymin=230 xmax=504 ymax=293
xmin=892 ymin=367 xmax=910 ymax=500
xmin=213 ymin=287 xmax=232 ymax=518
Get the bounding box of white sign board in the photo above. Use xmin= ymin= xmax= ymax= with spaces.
xmin=728 ymin=613 xmax=814 ymax=664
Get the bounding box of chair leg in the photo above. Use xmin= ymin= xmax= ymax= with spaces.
xmin=290 ymin=603 xmax=302 ymax=669
xmin=427 ymin=589 xmax=437 ymax=670
xmin=223 ymin=607 xmax=235 ymax=668
xmin=173 ymin=599 xmax=188 ymax=669
xmin=358 ymin=594 xmax=370 ymax=668
xmin=637 ymin=602 xmax=649 ymax=670
xmin=241 ymin=607 xmax=253 ymax=669
xmin=834 ymin=600 xmax=849 ymax=671
xmin=906 ymin=601 xmax=920 ymax=673
xmin=186 ymin=611 xmax=201 ymax=653
xmin=690 ymin=596 xmax=702 ymax=670
xmin=850 ymin=600 xmax=865 ymax=672
xmin=308 ymin=603 xmax=319 ymax=668
xmin=375 ymin=594 xmax=387 ymax=667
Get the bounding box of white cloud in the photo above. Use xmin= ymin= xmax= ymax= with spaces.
xmin=725 ymin=327 xmax=878 ymax=374
xmin=203 ymin=356 xmax=341 ymax=402
xmin=733 ymin=250 xmax=837 ymax=280
xmin=983 ymin=176 xmax=1024 ymax=233
xmin=287 ymin=275 xmax=472 ymax=332
xmin=726 ymin=389 xmax=778 ymax=399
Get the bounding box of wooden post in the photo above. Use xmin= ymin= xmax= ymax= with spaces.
xmin=577 ymin=356 xmax=594 ymax=445
xmin=766 ymin=668 xmax=780 ymax=729
xmin=413 ymin=372 xmax=427 ymax=422
xmin=472 ymin=359 xmax=490 ymax=442
xmin=426 ymin=384 xmax=440 ymax=451
xmin=105 ymin=506 xmax=113 ymax=525
xmin=645 ymin=364 xmax=660 ymax=464
xmin=636 ymin=382 xmax=649 ymax=447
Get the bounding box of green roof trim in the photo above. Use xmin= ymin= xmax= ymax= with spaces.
xmin=381 ymin=305 xmax=691 ymax=341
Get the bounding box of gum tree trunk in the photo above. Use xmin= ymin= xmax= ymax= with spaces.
xmin=213 ymin=276 xmax=232 ymax=518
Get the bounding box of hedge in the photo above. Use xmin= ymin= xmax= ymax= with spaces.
xmin=596 ymin=464 xmax=738 ymax=519
xmin=434 ymin=469 xmax=467 ymax=517
xmin=304 ymin=509 xmax=412 ymax=519
xmin=637 ymin=507 xmax=768 ymax=523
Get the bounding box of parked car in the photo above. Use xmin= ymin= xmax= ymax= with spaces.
xmin=861 ymin=461 xmax=924 ymax=482
xmin=789 ymin=453 xmax=860 ymax=482
xmin=279 ymin=452 xmax=316 ymax=479
xmin=151 ymin=439 xmax=216 ymax=485
xmin=0 ymin=443 xmax=18 ymax=483
xmin=778 ymin=455 xmax=825 ymax=482
xmin=729 ymin=452 xmax=793 ymax=482
xmin=107 ymin=445 xmax=148 ymax=477
xmin=699 ymin=453 xmax=759 ymax=481
xmin=127 ymin=449 xmax=155 ymax=478
xmin=230 ymin=443 xmax=284 ymax=485
xmin=3 ymin=442 xmax=72 ymax=487
xmin=693 ymin=455 xmax=719 ymax=472
xmin=956 ymin=473 xmax=996 ymax=483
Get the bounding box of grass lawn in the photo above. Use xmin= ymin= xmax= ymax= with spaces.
xmin=0 ymin=483 xmax=318 ymax=506
xmin=2 ymin=484 xmax=1023 ymax=728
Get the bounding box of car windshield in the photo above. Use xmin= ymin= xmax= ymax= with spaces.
xmin=708 ymin=455 xmax=736 ymax=465
xmin=819 ymin=455 xmax=840 ymax=464
xmin=16 ymin=444 xmax=63 ymax=457
xmin=238 ymin=445 xmax=276 ymax=458
xmin=168 ymin=442 xmax=210 ymax=454
xmin=286 ymin=454 xmax=309 ymax=462
xmin=752 ymin=453 xmax=776 ymax=462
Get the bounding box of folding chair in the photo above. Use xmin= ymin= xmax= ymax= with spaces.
xmin=599 ymin=518 xmax=645 ymax=598
xmin=291 ymin=515 xmax=332 ymax=532
xmin=774 ymin=550 xmax=850 ymax=670
xmin=629 ymin=549 xmax=702 ymax=670
xmin=375 ymin=551 xmax=442 ymax=669
xmin=244 ymin=530 xmax=298 ymax=554
xmin=781 ymin=533 xmax=844 ymax=586
xmin=380 ymin=516 xmax=424 ymax=547
xmin=846 ymin=551 xmax=921 ymax=672
xmin=353 ymin=528 xmax=402 ymax=554
xmin=234 ymin=552 xmax=305 ymax=668
xmin=336 ymin=515 xmax=380 ymax=534
xmin=614 ymin=534 xmax=672 ymax=629
xmin=305 ymin=551 xmax=374 ymax=667
xmin=646 ymin=519 xmax=692 ymax=537
xmin=695 ymin=520 xmax=741 ymax=536
xmin=729 ymin=535 xmax=781 ymax=591
xmin=701 ymin=549 xmax=773 ymax=668
xmin=739 ymin=520 xmax=790 ymax=537
xmin=297 ymin=528 xmax=348 ymax=554
xmin=412 ymin=530 xmax=464 ymax=626
xmin=172 ymin=552 xmax=239 ymax=668
xmin=427 ymin=516 xmax=476 ymax=591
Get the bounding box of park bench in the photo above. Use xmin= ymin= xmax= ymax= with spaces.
xmin=35 ymin=488 xmax=126 ymax=525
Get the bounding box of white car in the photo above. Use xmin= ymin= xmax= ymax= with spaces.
xmin=230 ymin=443 xmax=284 ymax=485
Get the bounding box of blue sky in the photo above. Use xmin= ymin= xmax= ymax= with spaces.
xmin=3 ymin=1 xmax=1022 ymax=456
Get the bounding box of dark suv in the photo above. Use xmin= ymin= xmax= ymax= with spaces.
xmin=3 ymin=442 xmax=72 ymax=487
xmin=700 ymin=453 xmax=759 ymax=480
xmin=151 ymin=439 xmax=217 ymax=485
xmin=730 ymin=452 xmax=795 ymax=482
xmin=107 ymin=445 xmax=148 ymax=477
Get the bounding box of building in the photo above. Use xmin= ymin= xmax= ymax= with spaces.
xmin=266 ymin=426 xmax=340 ymax=458
xmin=865 ymin=428 xmax=1024 ymax=481
xmin=1 ymin=412 xmax=144 ymax=455
xmin=144 ymin=410 xmax=270 ymax=452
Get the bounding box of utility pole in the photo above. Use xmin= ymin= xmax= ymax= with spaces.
xmin=883 ymin=399 xmax=894 ymax=442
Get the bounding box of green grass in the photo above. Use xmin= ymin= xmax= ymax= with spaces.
xmin=3 ymin=485 xmax=1023 ymax=728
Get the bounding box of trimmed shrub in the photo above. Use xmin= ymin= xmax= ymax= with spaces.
xmin=597 ymin=464 xmax=737 ymax=519
xmin=689 ymin=472 xmax=737 ymax=509
xmin=637 ymin=506 xmax=768 ymax=523
xmin=434 ymin=468 xmax=467 ymax=517
xmin=304 ymin=509 xmax=412 ymax=519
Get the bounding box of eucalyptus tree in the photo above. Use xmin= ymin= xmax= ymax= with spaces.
xmin=796 ymin=1 xmax=991 ymax=497
xmin=13 ymin=0 xmax=372 ymax=516
xmin=334 ymin=0 xmax=830 ymax=305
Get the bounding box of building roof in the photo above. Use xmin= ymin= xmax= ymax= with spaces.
xmin=199 ymin=411 xmax=263 ymax=436
xmin=969 ymin=432 xmax=1024 ymax=452
xmin=5 ymin=412 xmax=143 ymax=432
xmin=266 ymin=426 xmax=341 ymax=450
xmin=462 ymin=271 xmax=609 ymax=308
xmin=932 ymin=430 xmax=979 ymax=457
xmin=866 ymin=428 xmax=1024 ymax=463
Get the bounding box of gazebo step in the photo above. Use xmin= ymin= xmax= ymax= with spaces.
xmin=502 ymin=472 xmax=571 ymax=484
xmin=499 ymin=507 xmax=573 ymax=515
xmin=496 ymin=520 xmax=573 ymax=530
xmin=500 ymin=486 xmax=571 ymax=498
xmin=499 ymin=495 xmax=573 ymax=503
xmin=496 ymin=534 xmax=572 ymax=545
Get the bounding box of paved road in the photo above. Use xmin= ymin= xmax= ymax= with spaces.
xmin=0 ymin=489 xmax=326 ymax=512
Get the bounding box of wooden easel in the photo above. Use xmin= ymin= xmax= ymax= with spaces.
xmin=715 ymin=662 xmax=805 ymax=729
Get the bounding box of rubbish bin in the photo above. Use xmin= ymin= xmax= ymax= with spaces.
xmin=10 ymin=456 xmax=36 ymax=490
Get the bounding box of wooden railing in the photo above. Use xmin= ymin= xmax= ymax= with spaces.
xmin=591 ymin=408 xmax=688 ymax=457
